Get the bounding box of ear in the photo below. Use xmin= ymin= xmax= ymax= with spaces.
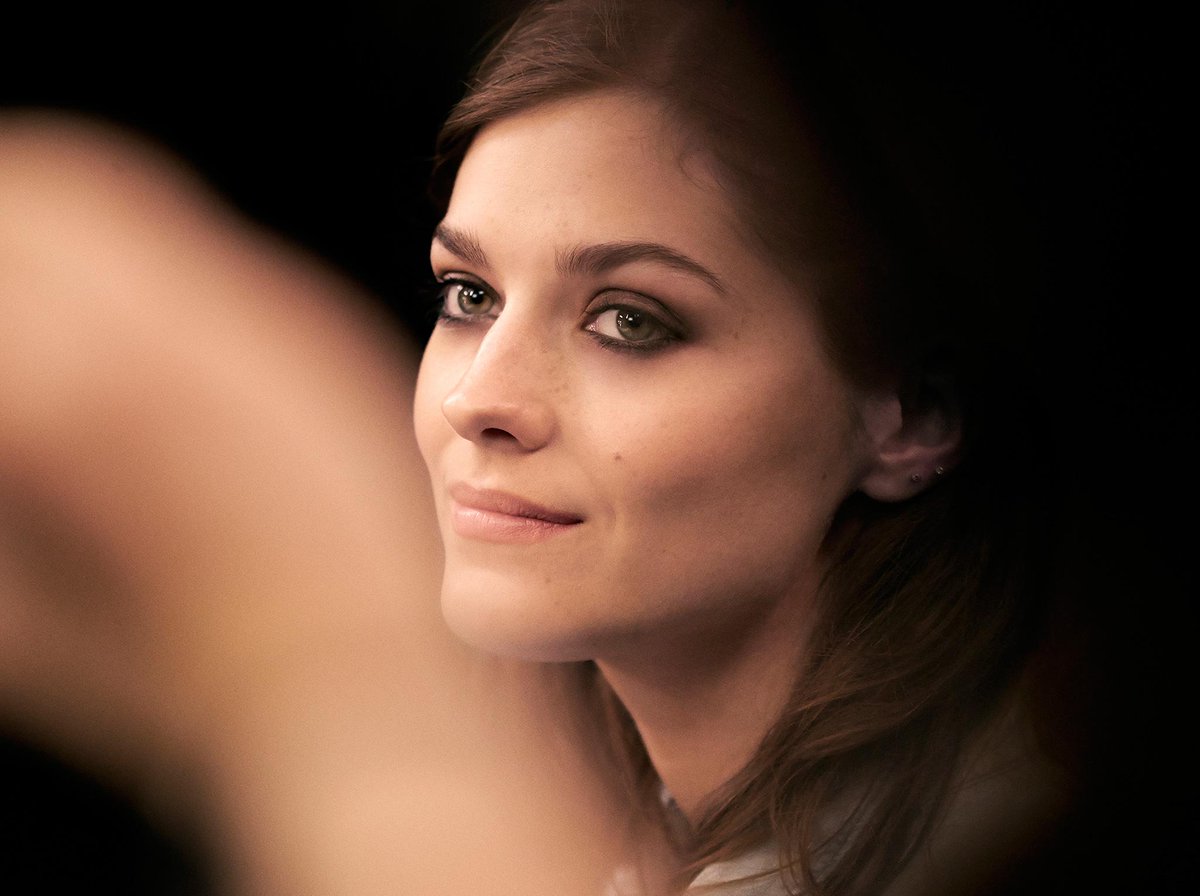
xmin=857 ymin=369 xmax=962 ymax=502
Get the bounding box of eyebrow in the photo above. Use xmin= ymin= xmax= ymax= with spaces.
xmin=434 ymin=223 xmax=727 ymax=296
xmin=558 ymin=241 xmax=727 ymax=295
xmin=433 ymin=223 xmax=489 ymax=269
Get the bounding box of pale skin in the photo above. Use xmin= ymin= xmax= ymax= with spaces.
xmin=414 ymin=90 xmax=957 ymax=820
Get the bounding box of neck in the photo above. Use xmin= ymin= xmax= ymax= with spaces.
xmin=595 ymin=578 xmax=817 ymax=823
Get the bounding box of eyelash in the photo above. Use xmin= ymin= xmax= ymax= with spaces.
xmin=583 ymin=304 xmax=681 ymax=353
xmin=429 ymin=276 xmax=497 ymax=326
xmin=431 ymin=275 xmax=683 ymax=354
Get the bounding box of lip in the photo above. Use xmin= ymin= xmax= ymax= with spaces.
xmin=447 ymin=483 xmax=583 ymax=543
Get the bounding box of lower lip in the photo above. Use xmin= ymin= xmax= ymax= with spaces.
xmin=450 ymin=502 xmax=581 ymax=543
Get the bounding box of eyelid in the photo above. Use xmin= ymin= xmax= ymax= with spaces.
xmin=435 ymin=272 xmax=502 ymax=322
xmin=435 ymin=269 xmax=489 ymax=288
xmin=582 ymin=289 xmax=688 ymax=354
xmin=587 ymin=289 xmax=686 ymax=331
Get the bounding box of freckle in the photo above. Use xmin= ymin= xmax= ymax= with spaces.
xmin=613 ymin=453 xmax=623 ymax=462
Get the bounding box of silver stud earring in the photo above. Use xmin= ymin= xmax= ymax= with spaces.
xmin=935 ymin=466 xmax=945 ymax=476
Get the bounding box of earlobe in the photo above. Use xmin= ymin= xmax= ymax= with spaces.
xmin=857 ymin=380 xmax=962 ymax=503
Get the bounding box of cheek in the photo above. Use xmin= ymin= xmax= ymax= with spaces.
xmin=590 ymin=368 xmax=862 ymax=568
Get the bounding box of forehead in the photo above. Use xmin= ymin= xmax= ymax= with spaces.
xmin=446 ymin=91 xmax=756 ymax=272
xmin=459 ymin=89 xmax=712 ymax=190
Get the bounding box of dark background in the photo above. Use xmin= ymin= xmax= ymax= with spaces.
xmin=2 ymin=1 xmax=514 ymax=341
xmin=1 ymin=2 xmax=1188 ymax=893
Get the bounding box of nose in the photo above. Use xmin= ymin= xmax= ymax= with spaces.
xmin=441 ymin=316 xmax=558 ymax=452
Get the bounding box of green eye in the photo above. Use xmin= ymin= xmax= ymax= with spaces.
xmin=586 ymin=305 xmax=678 ymax=352
xmin=438 ymin=279 xmax=498 ymax=320
xmin=454 ymin=282 xmax=494 ymax=315
xmin=613 ymin=309 xmax=657 ymax=341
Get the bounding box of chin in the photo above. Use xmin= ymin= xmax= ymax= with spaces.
xmin=438 ymin=570 xmax=599 ymax=663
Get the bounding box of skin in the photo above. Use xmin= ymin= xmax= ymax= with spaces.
xmin=414 ymin=90 xmax=902 ymax=816
xmin=0 ymin=111 xmax=624 ymax=896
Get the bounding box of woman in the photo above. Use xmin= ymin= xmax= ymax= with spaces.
xmin=413 ymin=1 xmax=1085 ymax=893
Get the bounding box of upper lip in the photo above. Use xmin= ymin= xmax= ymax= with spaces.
xmin=448 ymin=483 xmax=583 ymax=525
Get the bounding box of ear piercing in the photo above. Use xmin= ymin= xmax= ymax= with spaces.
xmin=912 ymin=466 xmax=947 ymax=485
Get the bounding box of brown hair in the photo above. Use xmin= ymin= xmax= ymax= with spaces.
xmin=431 ymin=1 xmax=1063 ymax=893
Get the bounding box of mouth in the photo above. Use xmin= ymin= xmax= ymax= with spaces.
xmin=447 ymin=483 xmax=583 ymax=543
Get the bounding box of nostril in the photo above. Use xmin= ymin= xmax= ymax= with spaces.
xmin=480 ymin=427 xmax=519 ymax=442
xmin=442 ymin=391 xmax=554 ymax=451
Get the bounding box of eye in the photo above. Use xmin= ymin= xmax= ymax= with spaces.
xmin=437 ymin=277 xmax=499 ymax=322
xmin=584 ymin=303 xmax=680 ymax=352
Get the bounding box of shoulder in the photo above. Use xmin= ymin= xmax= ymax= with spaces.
xmin=687 ymin=844 xmax=789 ymax=894
xmin=605 ymin=846 xmax=790 ymax=896
xmin=882 ymin=687 xmax=1075 ymax=896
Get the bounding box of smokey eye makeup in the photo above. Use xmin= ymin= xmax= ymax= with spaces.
xmin=428 ymin=270 xmax=688 ymax=355
xmin=582 ymin=298 xmax=684 ymax=353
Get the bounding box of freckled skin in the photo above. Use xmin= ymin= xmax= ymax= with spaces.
xmin=413 ymin=91 xmax=875 ymax=669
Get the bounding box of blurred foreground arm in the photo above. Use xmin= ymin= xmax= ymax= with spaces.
xmin=0 ymin=111 xmax=621 ymax=896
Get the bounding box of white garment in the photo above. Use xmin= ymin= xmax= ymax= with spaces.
xmin=602 ymin=785 xmax=793 ymax=895
xmin=685 ymin=844 xmax=788 ymax=894
xmin=603 ymin=845 xmax=789 ymax=896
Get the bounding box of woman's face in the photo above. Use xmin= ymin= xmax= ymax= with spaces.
xmin=414 ymin=91 xmax=876 ymax=663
